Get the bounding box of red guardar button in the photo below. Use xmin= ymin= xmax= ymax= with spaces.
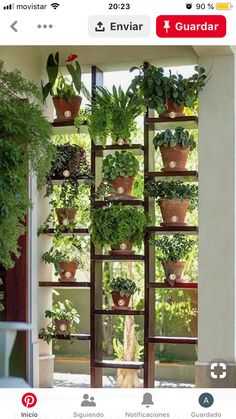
xmin=156 ymin=15 xmax=226 ymax=38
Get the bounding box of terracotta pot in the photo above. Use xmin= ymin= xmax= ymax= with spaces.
xmin=161 ymin=99 xmax=185 ymax=118
xmin=109 ymin=242 xmax=134 ymax=256
xmin=58 ymin=261 xmax=78 ymax=282
xmin=112 ymin=292 xmax=131 ymax=310
xmin=56 ymin=208 xmax=77 ymax=227
xmin=162 ymin=261 xmax=185 ymax=285
xmin=158 ymin=198 xmax=190 ymax=227
xmin=54 ymin=319 xmax=71 ymax=334
xmin=160 ymin=145 xmax=190 ymax=172
xmin=109 ymin=176 xmax=135 ymax=198
xmin=53 ymin=96 xmax=82 ymax=121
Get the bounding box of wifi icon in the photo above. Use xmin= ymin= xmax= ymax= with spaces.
xmin=51 ymin=2 xmax=60 ymax=9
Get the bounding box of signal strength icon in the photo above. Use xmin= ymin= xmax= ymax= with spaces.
xmin=3 ymin=3 xmax=14 ymax=9
xmin=51 ymin=2 xmax=60 ymax=9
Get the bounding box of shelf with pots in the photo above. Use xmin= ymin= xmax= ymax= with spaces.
xmin=39 ymin=281 xmax=91 ymax=288
xmin=145 ymin=116 xmax=198 ymax=131
xmin=147 ymin=282 xmax=198 ymax=289
xmin=42 ymin=228 xmax=90 ymax=237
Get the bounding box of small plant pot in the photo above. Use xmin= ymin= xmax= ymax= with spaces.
xmin=109 ymin=242 xmax=134 ymax=256
xmin=160 ymin=145 xmax=190 ymax=172
xmin=161 ymin=99 xmax=185 ymax=118
xmin=162 ymin=261 xmax=185 ymax=285
xmin=109 ymin=176 xmax=135 ymax=199
xmin=54 ymin=319 xmax=71 ymax=334
xmin=112 ymin=292 xmax=131 ymax=310
xmin=56 ymin=208 xmax=77 ymax=227
xmin=59 ymin=261 xmax=78 ymax=282
xmin=158 ymin=198 xmax=190 ymax=227
xmin=53 ymin=96 xmax=82 ymax=121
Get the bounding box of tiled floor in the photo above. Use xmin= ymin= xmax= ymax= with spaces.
xmin=54 ymin=373 xmax=195 ymax=388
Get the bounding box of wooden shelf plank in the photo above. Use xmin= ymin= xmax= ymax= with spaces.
xmin=147 ymin=282 xmax=198 ymax=289
xmin=47 ymin=175 xmax=92 ymax=185
xmin=146 ymin=226 xmax=198 ymax=235
xmin=39 ymin=281 xmax=91 ymax=288
xmin=93 ymin=360 xmax=144 ymax=369
xmin=91 ymin=255 xmax=145 ymax=262
xmin=94 ymin=144 xmax=144 ymax=156
xmin=43 ymin=228 xmax=90 ymax=237
xmin=145 ymin=171 xmax=198 ymax=182
xmin=92 ymin=199 xmax=144 ymax=208
xmin=146 ymin=116 xmax=198 ymax=130
xmin=39 ymin=333 xmax=91 ymax=341
xmin=93 ymin=309 xmax=145 ymax=316
xmin=148 ymin=336 xmax=198 ymax=344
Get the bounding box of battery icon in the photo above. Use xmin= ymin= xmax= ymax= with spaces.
xmin=216 ymin=3 xmax=233 ymax=9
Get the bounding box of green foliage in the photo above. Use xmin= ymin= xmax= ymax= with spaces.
xmin=102 ymin=151 xmax=139 ymax=181
xmin=90 ymin=206 xmax=149 ymax=249
xmin=145 ymin=180 xmax=198 ymax=211
xmin=40 ymin=299 xmax=80 ymax=344
xmin=150 ymin=234 xmax=197 ymax=262
xmin=113 ymin=338 xmax=143 ymax=361
xmin=42 ymin=52 xmax=89 ymax=102
xmin=77 ymin=85 xmax=144 ymax=146
xmin=48 ymin=143 xmax=90 ymax=179
xmin=155 ymin=349 xmax=176 ymax=363
xmin=42 ymin=236 xmax=88 ymax=275
xmin=0 ymin=61 xmax=54 ymax=268
xmin=129 ymin=65 xmax=207 ymax=113
xmin=106 ymin=276 xmax=139 ymax=297
xmin=153 ymin=127 xmax=196 ymax=150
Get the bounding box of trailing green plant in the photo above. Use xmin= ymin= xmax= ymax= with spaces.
xmin=42 ymin=52 xmax=89 ymax=102
xmin=40 ymin=299 xmax=80 ymax=345
xmin=102 ymin=151 xmax=139 ymax=181
xmin=150 ymin=234 xmax=196 ymax=262
xmin=0 ymin=61 xmax=54 ymax=268
xmin=113 ymin=337 xmax=143 ymax=361
xmin=90 ymin=206 xmax=149 ymax=249
xmin=42 ymin=236 xmax=88 ymax=275
xmin=153 ymin=127 xmax=196 ymax=150
xmin=106 ymin=276 xmax=139 ymax=297
xmin=144 ymin=180 xmax=198 ymax=211
xmin=75 ymin=85 xmax=144 ymax=147
xmin=129 ymin=64 xmax=208 ymax=114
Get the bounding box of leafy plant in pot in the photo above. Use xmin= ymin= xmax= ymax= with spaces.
xmin=153 ymin=127 xmax=196 ymax=172
xmin=90 ymin=206 xmax=149 ymax=255
xmin=42 ymin=237 xmax=88 ymax=282
xmin=106 ymin=276 xmax=139 ymax=310
xmin=76 ymin=85 xmax=144 ymax=147
xmin=42 ymin=52 xmax=89 ymax=122
xmin=145 ymin=180 xmax=198 ymax=227
xmin=150 ymin=234 xmax=196 ymax=285
xmin=129 ymin=65 xmax=208 ymax=117
xmin=40 ymin=299 xmax=80 ymax=344
xmin=101 ymin=151 xmax=140 ymax=199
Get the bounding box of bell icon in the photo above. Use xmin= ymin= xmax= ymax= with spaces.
xmin=141 ymin=393 xmax=154 ymax=408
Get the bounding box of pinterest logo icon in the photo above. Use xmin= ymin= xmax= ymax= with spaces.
xmin=22 ymin=393 xmax=37 ymax=408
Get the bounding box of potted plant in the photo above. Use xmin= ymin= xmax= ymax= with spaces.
xmin=90 ymin=206 xmax=148 ymax=255
xmin=48 ymin=142 xmax=90 ymax=180
xmin=150 ymin=234 xmax=196 ymax=284
xmin=42 ymin=237 xmax=88 ymax=282
xmin=129 ymin=65 xmax=207 ymax=117
xmin=0 ymin=61 xmax=54 ymax=270
xmin=101 ymin=151 xmax=139 ymax=198
xmin=153 ymin=127 xmax=196 ymax=172
xmin=76 ymin=85 xmax=144 ymax=147
xmin=40 ymin=299 xmax=80 ymax=344
xmin=42 ymin=52 xmax=89 ymax=121
xmin=145 ymin=180 xmax=198 ymax=226
xmin=106 ymin=276 xmax=139 ymax=309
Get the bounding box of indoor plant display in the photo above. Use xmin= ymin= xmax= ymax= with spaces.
xmin=90 ymin=206 xmax=148 ymax=255
xmin=102 ymin=151 xmax=140 ymax=198
xmin=106 ymin=276 xmax=139 ymax=309
xmin=153 ymin=127 xmax=196 ymax=172
xmin=48 ymin=142 xmax=90 ymax=180
xmin=150 ymin=234 xmax=196 ymax=284
xmin=129 ymin=65 xmax=207 ymax=117
xmin=76 ymin=85 xmax=144 ymax=147
xmin=40 ymin=299 xmax=80 ymax=344
xmin=42 ymin=237 xmax=88 ymax=282
xmin=42 ymin=52 xmax=89 ymax=121
xmin=145 ymin=180 xmax=198 ymax=226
